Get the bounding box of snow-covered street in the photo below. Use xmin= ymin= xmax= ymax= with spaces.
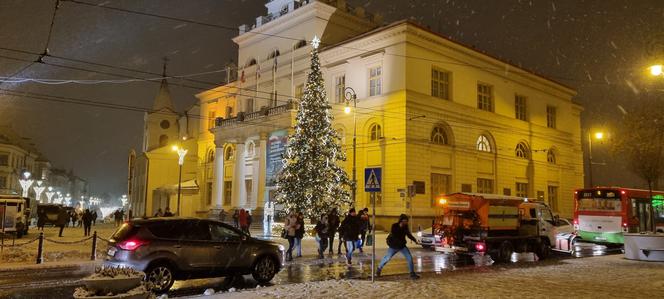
xmin=200 ymin=254 xmax=664 ymax=299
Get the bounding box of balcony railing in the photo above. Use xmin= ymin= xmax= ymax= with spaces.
xmin=215 ymin=101 xmax=294 ymax=128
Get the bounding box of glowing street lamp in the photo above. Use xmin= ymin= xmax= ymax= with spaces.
xmin=121 ymin=194 xmax=128 ymax=207
xmin=45 ymin=186 xmax=55 ymax=203
xmin=64 ymin=193 xmax=72 ymax=206
xmin=172 ymin=145 xmax=188 ymax=215
xmin=588 ymin=131 xmax=606 ymax=187
xmin=33 ymin=180 xmax=46 ymax=203
xmin=344 ymin=87 xmax=358 ymax=205
xmin=649 ymin=64 xmax=663 ymax=76
xmin=18 ymin=172 xmax=33 ymax=198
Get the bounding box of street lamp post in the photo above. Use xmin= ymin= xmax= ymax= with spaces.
xmin=64 ymin=193 xmax=71 ymax=206
xmin=45 ymin=187 xmax=55 ymax=203
xmin=172 ymin=145 xmax=188 ymax=216
xmin=33 ymin=180 xmax=45 ymax=204
xmin=588 ymin=131 xmax=605 ymax=187
xmin=18 ymin=172 xmax=33 ymax=198
xmin=344 ymin=87 xmax=357 ymax=205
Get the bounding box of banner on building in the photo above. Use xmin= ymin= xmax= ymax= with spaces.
xmin=266 ymin=130 xmax=289 ymax=187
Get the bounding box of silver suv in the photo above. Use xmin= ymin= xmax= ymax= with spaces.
xmin=104 ymin=217 xmax=283 ymax=293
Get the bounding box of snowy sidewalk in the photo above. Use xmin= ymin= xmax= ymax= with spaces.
xmin=193 ymin=254 xmax=664 ymax=299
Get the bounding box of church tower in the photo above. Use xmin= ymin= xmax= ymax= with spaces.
xmin=143 ymin=58 xmax=179 ymax=152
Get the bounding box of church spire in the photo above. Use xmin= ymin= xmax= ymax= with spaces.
xmin=152 ymin=57 xmax=176 ymax=112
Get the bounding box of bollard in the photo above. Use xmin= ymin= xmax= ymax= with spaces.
xmin=36 ymin=232 xmax=44 ymax=264
xmin=91 ymin=231 xmax=97 ymax=261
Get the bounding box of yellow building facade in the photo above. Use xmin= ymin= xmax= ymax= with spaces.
xmin=145 ymin=0 xmax=584 ymax=229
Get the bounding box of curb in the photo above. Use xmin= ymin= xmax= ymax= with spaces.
xmin=0 ymin=260 xmax=101 ymax=274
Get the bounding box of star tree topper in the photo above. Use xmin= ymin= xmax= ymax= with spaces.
xmin=311 ymin=35 xmax=320 ymax=49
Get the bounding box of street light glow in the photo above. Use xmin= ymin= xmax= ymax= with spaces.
xmin=649 ymin=64 xmax=663 ymax=76
xmin=171 ymin=145 xmax=179 ymax=151
xmin=344 ymin=105 xmax=351 ymax=114
xmin=594 ymin=132 xmax=604 ymax=140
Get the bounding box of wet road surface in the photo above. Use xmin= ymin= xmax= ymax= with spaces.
xmin=0 ymin=246 xmax=617 ymax=298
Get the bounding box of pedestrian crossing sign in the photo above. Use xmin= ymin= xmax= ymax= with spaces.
xmin=364 ymin=167 xmax=382 ymax=192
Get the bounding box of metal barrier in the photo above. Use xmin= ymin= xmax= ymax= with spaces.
xmin=0 ymin=231 xmax=110 ymax=264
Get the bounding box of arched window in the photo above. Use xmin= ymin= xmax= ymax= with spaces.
xmin=431 ymin=126 xmax=448 ymax=145
xmin=159 ymin=135 xmax=169 ymax=147
xmin=515 ymin=142 xmax=530 ymax=159
xmin=247 ymin=141 xmax=256 ymax=157
xmin=369 ymin=124 xmax=382 ymax=141
xmin=246 ymin=58 xmax=257 ymax=67
xmin=476 ymin=135 xmax=492 ymax=152
xmin=294 ymin=40 xmax=307 ymax=50
xmin=207 ymin=149 xmax=215 ymax=163
xmin=268 ymin=49 xmax=280 ymax=59
xmin=547 ymin=149 xmax=556 ymax=164
xmin=224 ymin=146 xmax=235 ymax=161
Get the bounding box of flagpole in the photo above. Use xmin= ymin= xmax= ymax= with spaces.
xmin=291 ymin=41 xmax=295 ymax=102
xmin=273 ymin=49 xmax=277 ymax=107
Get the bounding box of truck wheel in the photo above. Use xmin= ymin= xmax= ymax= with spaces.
xmin=498 ymin=241 xmax=514 ymax=262
xmin=537 ymin=240 xmax=551 ymax=260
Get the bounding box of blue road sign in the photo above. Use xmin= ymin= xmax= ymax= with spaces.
xmin=364 ymin=167 xmax=382 ymax=192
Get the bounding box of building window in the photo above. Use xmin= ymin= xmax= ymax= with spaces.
xmin=369 ymin=123 xmax=382 ymax=141
xmin=503 ymin=188 xmax=511 ymax=196
xmin=516 ymin=183 xmax=528 ymax=198
xmin=515 ymin=94 xmax=527 ymax=121
xmin=208 ymin=111 xmax=216 ymax=129
xmin=547 ymin=106 xmax=557 ymax=128
xmin=431 ymin=68 xmax=451 ymax=100
xmin=335 ymin=75 xmax=345 ymax=103
xmin=515 ymin=142 xmax=530 ymax=159
xmin=223 ymin=181 xmax=232 ymax=205
xmin=0 ymin=176 xmax=6 ymax=189
xmin=477 ymin=178 xmax=494 ymax=194
xmin=159 ymin=135 xmax=169 ymax=147
xmin=295 ymin=84 xmax=304 ymax=101
xmin=247 ymin=141 xmax=256 ymax=157
xmin=461 ymin=184 xmax=472 ymax=193
xmin=246 ymin=98 xmax=254 ymax=113
xmin=207 ymin=149 xmax=215 ymax=163
xmin=206 ymin=182 xmax=213 ymax=205
xmin=431 ymin=126 xmax=448 ymax=145
xmin=548 ymin=186 xmax=559 ymax=212
xmin=245 ymin=179 xmax=253 ymax=204
xmin=431 ymin=173 xmax=450 ymax=206
xmin=0 ymin=154 xmax=8 ymax=166
xmin=294 ymin=40 xmax=307 ymax=50
xmin=225 ymin=106 xmax=234 ymax=118
xmin=476 ymin=135 xmax=492 ymax=152
xmin=224 ymin=147 xmax=234 ymax=161
xmin=246 ymin=58 xmax=257 ymax=67
xmin=547 ymin=149 xmax=556 ymax=164
xmin=369 ymin=66 xmax=382 ymax=96
xmin=477 ymin=83 xmax=493 ymax=112
xmin=160 ymin=120 xmax=170 ymax=129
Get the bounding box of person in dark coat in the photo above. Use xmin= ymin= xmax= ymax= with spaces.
xmin=314 ymin=213 xmax=329 ymax=259
xmin=37 ymin=209 xmax=46 ymax=231
xmin=295 ymin=212 xmax=305 ymax=257
xmin=92 ymin=211 xmax=98 ymax=226
xmin=327 ymin=208 xmax=341 ymax=255
xmin=358 ymin=208 xmax=370 ymax=253
xmin=339 ymin=208 xmax=361 ymax=265
xmin=376 ymin=214 xmax=420 ymax=279
xmin=82 ymin=209 xmax=93 ymax=236
xmin=57 ymin=208 xmax=69 ymax=237
xmin=163 ymin=207 xmax=173 ymax=217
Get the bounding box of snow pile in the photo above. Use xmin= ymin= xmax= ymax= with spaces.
xmin=203 ymin=288 xmax=215 ymax=296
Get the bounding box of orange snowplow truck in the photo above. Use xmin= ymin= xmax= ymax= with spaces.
xmin=435 ymin=193 xmax=567 ymax=262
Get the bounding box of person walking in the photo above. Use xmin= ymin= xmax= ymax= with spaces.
xmin=232 ymin=209 xmax=239 ymax=228
xmin=314 ymin=213 xmax=329 ymax=259
xmin=339 ymin=208 xmax=360 ymax=265
xmin=113 ymin=209 xmax=121 ymax=226
xmin=295 ymin=212 xmax=305 ymax=258
xmin=284 ymin=212 xmax=300 ymax=261
xmin=57 ymin=208 xmax=68 ymax=237
xmin=247 ymin=210 xmax=253 ymax=236
xmin=77 ymin=211 xmax=83 ymax=227
xmin=327 ymin=208 xmax=340 ymax=255
xmin=218 ymin=209 xmax=226 ymax=222
xmin=154 ymin=208 xmax=163 ymax=217
xmin=376 ymin=214 xmax=420 ymax=279
xmin=92 ymin=211 xmax=98 ymax=226
xmin=37 ymin=209 xmax=46 ymax=231
xmin=359 ymin=208 xmax=370 ymax=253
xmin=82 ymin=209 xmax=93 ymax=236
xmin=239 ymin=209 xmax=249 ymax=234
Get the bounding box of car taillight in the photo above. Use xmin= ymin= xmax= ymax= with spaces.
xmin=118 ymin=239 xmax=148 ymax=251
xmin=573 ymin=219 xmax=578 ymax=225
xmin=475 ymin=243 xmax=486 ymax=252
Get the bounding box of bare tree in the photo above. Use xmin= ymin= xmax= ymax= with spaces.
xmin=611 ymin=97 xmax=664 ymax=191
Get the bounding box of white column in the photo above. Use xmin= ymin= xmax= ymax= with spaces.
xmin=212 ymin=145 xmax=225 ymax=208
xmin=257 ymin=136 xmax=268 ymax=208
xmin=232 ymin=143 xmax=246 ymax=208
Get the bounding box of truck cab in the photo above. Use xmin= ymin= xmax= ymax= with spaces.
xmin=0 ymin=195 xmax=30 ymax=237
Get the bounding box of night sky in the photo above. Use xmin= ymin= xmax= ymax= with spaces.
xmin=1 ymin=0 xmax=663 ymax=198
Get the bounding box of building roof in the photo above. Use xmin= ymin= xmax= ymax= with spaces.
xmin=323 ymin=19 xmax=576 ymax=94
xmin=152 ymin=59 xmax=177 ymax=113
xmin=0 ymin=126 xmax=43 ymax=157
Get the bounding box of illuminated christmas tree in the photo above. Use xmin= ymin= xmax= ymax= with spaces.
xmin=275 ymin=36 xmax=352 ymax=219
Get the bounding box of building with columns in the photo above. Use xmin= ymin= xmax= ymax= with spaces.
xmin=151 ymin=0 xmax=584 ymax=229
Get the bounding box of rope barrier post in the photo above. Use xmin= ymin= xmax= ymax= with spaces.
xmin=36 ymin=232 xmax=44 ymax=264
xmin=91 ymin=231 xmax=97 ymax=261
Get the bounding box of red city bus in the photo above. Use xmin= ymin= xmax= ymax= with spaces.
xmin=573 ymin=187 xmax=664 ymax=245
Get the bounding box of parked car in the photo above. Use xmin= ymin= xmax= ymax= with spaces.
xmin=417 ymin=227 xmax=442 ymax=249
xmin=104 ymin=217 xmax=284 ymax=293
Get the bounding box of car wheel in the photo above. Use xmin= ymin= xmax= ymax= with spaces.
xmin=537 ymin=240 xmax=551 ymax=260
xmin=146 ymin=262 xmax=175 ymax=294
xmin=498 ymin=241 xmax=514 ymax=263
xmin=252 ymin=256 xmax=277 ymax=284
